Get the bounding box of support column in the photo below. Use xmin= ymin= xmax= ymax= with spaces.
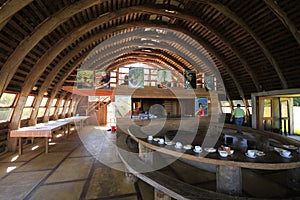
xmin=216 ymin=165 xmax=242 ymax=195
xmin=154 ymin=189 xmax=171 ymax=200
xmin=138 ymin=143 xmax=153 ymax=165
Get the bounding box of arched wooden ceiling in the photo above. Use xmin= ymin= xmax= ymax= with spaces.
xmin=0 ymin=0 xmax=300 ymax=102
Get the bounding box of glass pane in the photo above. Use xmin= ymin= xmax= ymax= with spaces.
xmin=263 ymin=99 xmax=272 ymax=118
xmin=281 ymin=101 xmax=288 ymax=118
xmin=58 ymin=107 xmax=63 ymax=115
xmin=51 ymin=99 xmax=57 ymax=106
xmin=151 ymin=69 xmax=157 ymax=74
xmin=65 ymin=107 xmax=70 ymax=114
xmin=49 ymin=107 xmax=56 ymax=116
xmin=232 ymin=100 xmax=244 ymax=106
xmin=221 ymin=107 xmax=232 ymax=113
xmin=119 ymin=67 xmax=129 ymax=73
xmin=0 ymin=108 xmax=13 ymax=122
xmin=66 ymin=100 xmax=71 ymax=107
xmin=21 ymin=108 xmax=32 ymax=119
xmin=25 ymin=96 xmax=35 ymax=107
xmin=0 ymin=93 xmax=16 ymax=107
xmin=37 ymin=108 xmax=46 ymax=117
xmin=40 ymin=97 xmax=48 ymax=106
xmin=59 ymin=100 xmax=65 ymax=107
xmin=220 ymin=101 xmax=230 ymax=106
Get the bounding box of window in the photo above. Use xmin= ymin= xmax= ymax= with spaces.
xmin=49 ymin=98 xmax=57 ymax=116
xmin=65 ymin=100 xmax=71 ymax=114
xmin=247 ymin=99 xmax=252 ymax=115
xmin=0 ymin=92 xmax=17 ymax=122
xmin=21 ymin=96 xmax=35 ymax=120
xmin=220 ymin=100 xmax=231 ymax=113
xmin=37 ymin=97 xmax=48 ymax=118
xmin=232 ymin=100 xmax=246 ymax=112
xmin=263 ymin=99 xmax=272 ymax=118
xmin=57 ymin=99 xmax=65 ymax=115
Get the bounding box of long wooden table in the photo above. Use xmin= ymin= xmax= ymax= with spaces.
xmin=10 ymin=116 xmax=90 ymax=155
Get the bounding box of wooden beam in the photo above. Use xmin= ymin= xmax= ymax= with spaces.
xmin=206 ymin=0 xmax=288 ymax=89
xmin=264 ymin=0 xmax=300 ymax=47
xmin=62 ymin=86 xmax=113 ymax=96
xmin=0 ymin=0 xmax=100 ymax=96
xmin=0 ymin=0 xmax=33 ymax=30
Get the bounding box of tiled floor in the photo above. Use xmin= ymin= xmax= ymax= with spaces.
xmin=0 ymin=126 xmax=149 ymax=200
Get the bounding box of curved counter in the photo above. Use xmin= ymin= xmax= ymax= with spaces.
xmin=119 ymin=118 xmax=300 ymax=196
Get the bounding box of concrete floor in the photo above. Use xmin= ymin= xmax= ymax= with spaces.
xmin=0 ymin=125 xmax=299 ymax=200
xmin=0 ymin=126 xmax=153 ymax=200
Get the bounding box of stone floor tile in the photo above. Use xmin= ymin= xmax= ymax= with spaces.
xmin=85 ymin=165 xmax=136 ymax=199
xmin=15 ymin=152 xmax=69 ymax=172
xmin=29 ymin=181 xmax=85 ymax=200
xmin=45 ymin=157 xmax=94 ymax=184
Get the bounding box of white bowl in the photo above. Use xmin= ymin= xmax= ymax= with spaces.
xmin=219 ymin=150 xmax=228 ymax=157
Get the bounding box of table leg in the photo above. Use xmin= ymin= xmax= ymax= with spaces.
xmin=80 ymin=120 xmax=83 ymax=130
xmin=67 ymin=123 xmax=70 ymax=136
xmin=216 ymin=165 xmax=242 ymax=195
xmin=45 ymin=137 xmax=48 ymax=153
xmin=18 ymin=137 xmax=22 ymax=155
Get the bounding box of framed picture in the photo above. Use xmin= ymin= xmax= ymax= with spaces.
xmin=204 ymin=75 xmax=214 ymax=91
xmin=114 ymin=95 xmax=131 ymax=118
xmin=128 ymin=67 xmax=144 ymax=88
xmin=184 ymin=70 xmax=196 ymax=89
xmin=95 ymin=70 xmax=110 ymax=89
xmin=76 ymin=70 xmax=94 ymax=89
xmin=195 ymin=97 xmax=208 ymax=116
xmin=157 ymin=69 xmax=172 ymax=89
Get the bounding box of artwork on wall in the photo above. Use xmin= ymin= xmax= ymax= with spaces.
xmin=204 ymin=75 xmax=214 ymax=91
xmin=114 ymin=95 xmax=131 ymax=118
xmin=157 ymin=69 xmax=172 ymax=89
xmin=195 ymin=97 xmax=208 ymax=116
xmin=128 ymin=67 xmax=144 ymax=88
xmin=184 ymin=70 xmax=197 ymax=89
xmin=95 ymin=70 xmax=110 ymax=89
xmin=76 ymin=70 xmax=94 ymax=89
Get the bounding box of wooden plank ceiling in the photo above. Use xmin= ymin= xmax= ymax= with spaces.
xmin=0 ymin=0 xmax=299 ymax=100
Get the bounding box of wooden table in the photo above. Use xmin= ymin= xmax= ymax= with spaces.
xmin=10 ymin=116 xmax=90 ymax=155
xmin=127 ymin=124 xmax=300 ymax=196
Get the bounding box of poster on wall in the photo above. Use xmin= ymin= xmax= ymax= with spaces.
xmin=184 ymin=70 xmax=197 ymax=89
xmin=128 ymin=67 xmax=144 ymax=88
xmin=76 ymin=70 xmax=94 ymax=89
xmin=204 ymin=75 xmax=214 ymax=91
xmin=157 ymin=69 xmax=172 ymax=89
xmin=95 ymin=70 xmax=110 ymax=89
xmin=114 ymin=95 xmax=131 ymax=118
xmin=195 ymin=97 xmax=208 ymax=116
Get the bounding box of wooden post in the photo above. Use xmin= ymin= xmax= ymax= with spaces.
xmin=154 ymin=189 xmax=171 ymax=200
xmin=45 ymin=137 xmax=49 ymax=153
xmin=216 ymin=165 xmax=242 ymax=196
xmin=138 ymin=143 xmax=153 ymax=165
xmin=18 ymin=137 xmax=22 ymax=155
